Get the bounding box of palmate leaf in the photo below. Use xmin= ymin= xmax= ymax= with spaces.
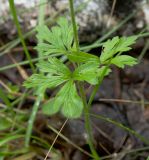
xmin=35 ymin=43 xmax=64 ymax=56
xmin=57 ymin=81 xmax=83 ymax=118
xmin=100 ymin=36 xmax=138 ymax=63
xmin=24 ymin=57 xmax=72 ymax=91
xmin=42 ymin=81 xmax=83 ymax=118
xmin=111 ymin=55 xmax=138 ymax=68
xmin=57 ymin=17 xmax=74 ymax=49
xmin=35 ymin=17 xmax=74 ymax=56
xmin=61 ymin=95 xmax=83 ymax=118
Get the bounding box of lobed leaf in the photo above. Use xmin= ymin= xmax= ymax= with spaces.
xmin=57 ymin=17 xmax=74 ymax=49
xmin=100 ymin=36 xmax=119 ymax=62
xmin=35 ymin=17 xmax=74 ymax=56
xmin=61 ymin=95 xmax=83 ymax=118
xmin=100 ymin=36 xmax=138 ymax=63
xmin=115 ymin=36 xmax=137 ymax=53
xmin=111 ymin=55 xmax=138 ymax=68
xmin=58 ymin=81 xmax=83 ymax=118
xmin=73 ymin=63 xmax=99 ymax=85
xmin=68 ymin=51 xmax=99 ymax=64
xmin=23 ymin=74 xmax=67 ymax=90
xmin=41 ymin=80 xmax=83 ymax=118
xmin=42 ymin=98 xmax=61 ymax=115
xmin=36 ymin=57 xmax=71 ymax=76
xmin=35 ymin=43 xmax=64 ymax=56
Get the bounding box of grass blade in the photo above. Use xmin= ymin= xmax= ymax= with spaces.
xmin=25 ymin=0 xmax=47 ymax=147
xmin=8 ymin=0 xmax=35 ymax=73
xmin=25 ymin=94 xmax=43 ymax=147
xmin=0 ymin=88 xmax=12 ymax=108
xmin=90 ymin=113 xmax=149 ymax=145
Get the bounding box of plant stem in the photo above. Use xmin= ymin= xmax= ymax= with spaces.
xmin=88 ymin=65 xmax=110 ymax=107
xmin=38 ymin=0 xmax=47 ymax=27
xmin=0 ymin=53 xmax=62 ymax=71
xmin=25 ymin=93 xmax=43 ymax=147
xmin=9 ymin=0 xmax=35 ymax=73
xmin=38 ymin=0 xmax=47 ymax=44
xmin=79 ymin=85 xmax=100 ymax=160
xmin=68 ymin=0 xmax=100 ymax=159
xmin=69 ymin=0 xmax=79 ymax=51
xmin=25 ymin=0 xmax=46 ymax=147
xmin=38 ymin=0 xmax=47 ymax=61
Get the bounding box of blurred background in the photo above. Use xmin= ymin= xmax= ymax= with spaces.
xmin=0 ymin=0 xmax=149 ymax=159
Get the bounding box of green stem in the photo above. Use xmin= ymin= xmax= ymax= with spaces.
xmin=68 ymin=0 xmax=100 ymax=159
xmin=38 ymin=0 xmax=47 ymax=27
xmin=9 ymin=0 xmax=35 ymax=73
xmin=25 ymin=93 xmax=43 ymax=147
xmin=38 ymin=0 xmax=47 ymax=60
xmin=0 ymin=53 xmax=62 ymax=71
xmin=69 ymin=0 xmax=79 ymax=51
xmin=88 ymin=65 xmax=110 ymax=107
xmin=25 ymin=0 xmax=46 ymax=147
xmin=79 ymin=85 xmax=100 ymax=160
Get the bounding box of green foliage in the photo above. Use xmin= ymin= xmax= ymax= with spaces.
xmin=24 ymin=57 xmax=71 ymax=92
xmin=55 ymin=81 xmax=83 ymax=118
xmin=73 ymin=62 xmax=99 ymax=85
xmin=68 ymin=51 xmax=99 ymax=63
xmin=100 ymin=36 xmax=137 ymax=63
xmin=42 ymin=98 xmax=61 ymax=116
xmin=0 ymin=114 xmax=27 ymax=131
xmin=35 ymin=17 xmax=73 ymax=56
xmin=24 ymin=17 xmax=138 ymax=118
xmin=97 ymin=66 xmax=111 ymax=77
xmin=37 ymin=58 xmax=71 ymax=76
xmin=24 ymin=73 xmax=67 ymax=91
xmin=0 ymin=118 xmax=11 ymax=131
xmin=111 ymin=55 xmax=138 ymax=68
xmin=42 ymin=81 xmax=83 ymax=118
xmin=7 ymin=83 xmax=19 ymax=100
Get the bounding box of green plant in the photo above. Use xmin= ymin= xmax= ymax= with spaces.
xmin=23 ymin=1 xmax=138 ymax=159
xmin=24 ymin=18 xmax=138 ymax=118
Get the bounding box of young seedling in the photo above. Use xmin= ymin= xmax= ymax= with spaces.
xmin=24 ymin=3 xmax=138 ymax=159
xmin=24 ymin=17 xmax=138 ymax=118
